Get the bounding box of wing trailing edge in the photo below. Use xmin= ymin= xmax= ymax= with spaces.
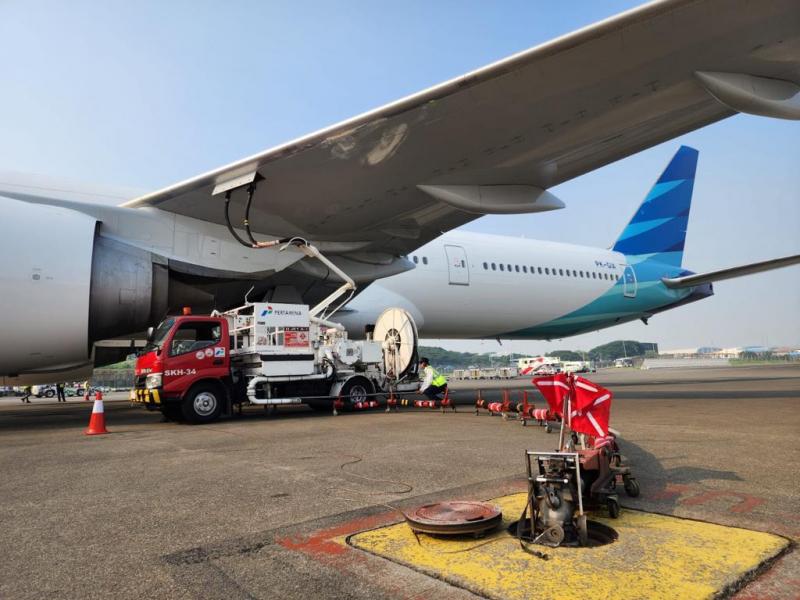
xmin=662 ymin=254 xmax=800 ymax=288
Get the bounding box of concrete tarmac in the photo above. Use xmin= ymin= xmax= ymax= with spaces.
xmin=0 ymin=365 xmax=798 ymax=599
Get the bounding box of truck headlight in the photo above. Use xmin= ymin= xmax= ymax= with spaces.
xmin=145 ymin=373 xmax=162 ymax=389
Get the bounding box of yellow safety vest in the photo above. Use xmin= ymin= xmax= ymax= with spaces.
xmin=429 ymin=366 xmax=447 ymax=387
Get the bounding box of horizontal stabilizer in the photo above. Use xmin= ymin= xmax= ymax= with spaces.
xmin=662 ymin=254 xmax=800 ymax=288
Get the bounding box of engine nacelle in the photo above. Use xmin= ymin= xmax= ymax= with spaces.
xmin=0 ymin=199 xmax=97 ymax=376
xmin=0 ymin=198 xmax=170 ymax=378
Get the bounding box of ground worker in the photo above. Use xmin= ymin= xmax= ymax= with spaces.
xmin=21 ymin=386 xmax=32 ymax=403
xmin=83 ymin=379 xmax=92 ymax=401
xmin=418 ymin=357 xmax=448 ymax=401
xmin=56 ymin=382 xmax=66 ymax=402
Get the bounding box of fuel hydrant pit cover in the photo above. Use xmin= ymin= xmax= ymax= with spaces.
xmin=405 ymin=501 xmax=502 ymax=535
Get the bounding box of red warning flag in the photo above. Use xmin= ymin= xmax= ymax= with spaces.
xmin=533 ymin=373 xmax=570 ymax=417
xmin=570 ymin=376 xmax=613 ymax=438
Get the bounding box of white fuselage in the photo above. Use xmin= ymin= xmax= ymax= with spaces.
xmin=338 ymin=230 xmax=629 ymax=339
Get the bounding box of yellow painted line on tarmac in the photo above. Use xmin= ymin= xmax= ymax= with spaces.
xmin=348 ymin=492 xmax=788 ymax=600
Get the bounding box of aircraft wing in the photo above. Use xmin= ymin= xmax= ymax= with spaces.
xmin=662 ymin=254 xmax=800 ymax=289
xmin=122 ymin=0 xmax=799 ymax=258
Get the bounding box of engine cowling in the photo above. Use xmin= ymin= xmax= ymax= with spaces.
xmin=0 ymin=199 xmax=97 ymax=376
xmin=0 ymin=198 xmax=170 ymax=378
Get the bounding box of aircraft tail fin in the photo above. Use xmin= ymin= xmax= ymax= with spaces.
xmin=612 ymin=145 xmax=698 ymax=267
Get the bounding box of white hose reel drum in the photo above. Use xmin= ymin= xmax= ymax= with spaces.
xmin=373 ymin=308 xmax=419 ymax=381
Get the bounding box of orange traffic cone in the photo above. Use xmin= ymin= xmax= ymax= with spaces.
xmin=84 ymin=397 xmax=109 ymax=435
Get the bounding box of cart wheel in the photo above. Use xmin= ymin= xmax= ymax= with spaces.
xmin=624 ymin=476 xmax=640 ymax=498
xmin=607 ymin=497 xmax=620 ymax=519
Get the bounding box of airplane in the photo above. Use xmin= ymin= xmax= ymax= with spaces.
xmin=1 ymin=0 xmax=799 ymax=384
xmin=335 ymin=146 xmax=800 ymax=339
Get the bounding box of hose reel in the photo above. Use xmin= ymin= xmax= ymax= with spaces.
xmin=373 ymin=307 xmax=419 ymax=381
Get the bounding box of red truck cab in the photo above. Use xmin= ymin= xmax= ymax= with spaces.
xmin=133 ymin=315 xmax=233 ymax=422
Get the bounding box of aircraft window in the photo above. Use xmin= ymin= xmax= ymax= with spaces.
xmin=544 ymin=267 xmax=549 ymax=275
xmin=483 ymin=262 xmax=487 ymax=270
xmin=491 ymin=262 xmax=497 ymax=271
xmin=559 ymin=269 xmax=564 ymax=276
xmin=507 ymin=264 xmax=512 ymax=271
xmin=538 ymin=267 xmax=543 ymax=274
xmin=522 ymin=266 xmax=528 ymax=273
xmin=592 ymin=272 xmax=597 ymax=279
xmin=412 ymin=256 xmax=418 ymax=264
xmin=530 ymin=266 xmax=534 ymax=273
xmin=422 ymin=257 xmax=428 ymax=265
xmin=515 ymin=265 xmax=520 ymax=273
xmin=572 ymin=270 xmax=577 ymax=277
xmin=500 ymin=264 xmax=505 ymax=271
xmin=461 ymin=260 xmax=465 ymax=268
xmin=579 ymin=271 xmax=584 ymax=277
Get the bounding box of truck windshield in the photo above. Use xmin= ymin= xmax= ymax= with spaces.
xmin=142 ymin=318 xmax=175 ymax=354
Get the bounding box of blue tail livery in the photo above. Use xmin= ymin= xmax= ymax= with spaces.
xmin=612 ymin=145 xmax=698 ymax=267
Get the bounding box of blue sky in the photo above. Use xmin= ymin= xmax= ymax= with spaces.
xmin=1 ymin=1 xmax=797 ymax=354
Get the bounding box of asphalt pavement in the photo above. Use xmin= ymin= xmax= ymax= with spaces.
xmin=0 ymin=365 xmax=798 ymax=599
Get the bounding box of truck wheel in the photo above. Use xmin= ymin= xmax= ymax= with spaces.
xmin=161 ymin=404 xmax=183 ymax=422
xmin=44 ymin=389 xmax=55 ymax=398
xmin=182 ymin=384 xmax=223 ymax=424
xmin=340 ymin=377 xmax=373 ymax=409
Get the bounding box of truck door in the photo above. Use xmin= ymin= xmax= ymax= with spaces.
xmin=162 ymin=319 xmax=229 ymax=394
xmin=444 ymin=245 xmax=470 ymax=285
xmin=622 ymin=264 xmax=637 ymax=298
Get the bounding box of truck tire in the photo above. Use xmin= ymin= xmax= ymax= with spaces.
xmin=44 ymin=389 xmax=55 ymax=398
xmin=161 ymin=404 xmax=183 ymax=422
xmin=340 ymin=376 xmax=373 ymax=409
xmin=182 ymin=383 xmax=223 ymax=424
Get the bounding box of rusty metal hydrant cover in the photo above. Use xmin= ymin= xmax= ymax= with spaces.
xmin=404 ymin=501 xmax=502 ymax=535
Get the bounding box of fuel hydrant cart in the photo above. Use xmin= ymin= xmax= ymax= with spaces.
xmin=521 ymin=373 xmax=640 ymax=548
xmin=523 ymin=451 xmax=591 ymax=547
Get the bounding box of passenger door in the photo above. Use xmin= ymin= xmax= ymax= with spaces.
xmin=444 ymin=245 xmax=470 ymax=285
xmin=621 ymin=264 xmax=637 ymax=298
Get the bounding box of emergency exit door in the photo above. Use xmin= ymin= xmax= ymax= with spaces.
xmin=622 ymin=264 xmax=637 ymax=298
xmin=444 ymin=245 xmax=470 ymax=285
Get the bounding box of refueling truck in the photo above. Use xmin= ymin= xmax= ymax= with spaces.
xmin=132 ymin=303 xmax=421 ymax=423
xmin=131 ymin=238 xmax=421 ymax=423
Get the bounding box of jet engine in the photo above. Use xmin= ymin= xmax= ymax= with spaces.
xmin=0 ymin=198 xmax=168 ymax=378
